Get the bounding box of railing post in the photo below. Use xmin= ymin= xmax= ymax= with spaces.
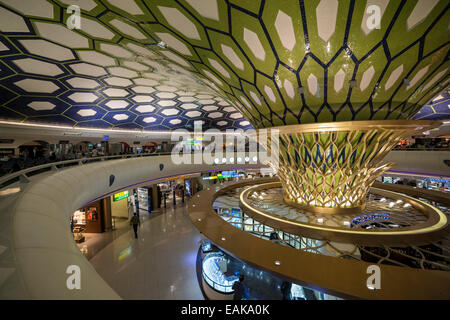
xmin=19 ymin=174 xmax=30 ymax=183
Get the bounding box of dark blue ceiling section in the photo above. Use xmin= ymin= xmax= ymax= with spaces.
xmin=413 ymin=89 xmax=450 ymax=120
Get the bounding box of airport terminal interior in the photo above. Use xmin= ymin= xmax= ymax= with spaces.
xmin=0 ymin=0 xmax=449 ymax=302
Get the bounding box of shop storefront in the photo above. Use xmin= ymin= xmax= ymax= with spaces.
xmin=71 ymin=198 xmax=112 ymax=243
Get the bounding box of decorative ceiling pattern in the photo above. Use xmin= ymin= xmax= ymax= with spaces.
xmin=413 ymin=88 xmax=450 ymax=120
xmin=0 ymin=0 xmax=449 ymax=131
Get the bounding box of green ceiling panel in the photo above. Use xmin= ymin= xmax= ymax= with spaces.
xmin=0 ymin=0 xmax=448 ymax=131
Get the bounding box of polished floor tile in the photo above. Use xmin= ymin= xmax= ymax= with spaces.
xmin=89 ymin=201 xmax=204 ymax=300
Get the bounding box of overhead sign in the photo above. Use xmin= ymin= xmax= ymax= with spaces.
xmin=113 ymin=190 xmax=129 ymax=201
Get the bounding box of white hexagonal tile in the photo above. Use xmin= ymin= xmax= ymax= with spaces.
xmin=156 ymin=85 xmax=178 ymax=92
xmin=407 ymin=0 xmax=439 ymax=31
xmin=283 ymin=79 xmax=295 ymax=99
xmin=34 ymin=22 xmax=89 ymax=48
xmin=143 ymin=116 xmax=157 ymax=123
xmin=28 ymin=101 xmax=56 ymax=111
xmin=196 ymin=94 xmax=213 ymax=99
xmin=132 ymin=95 xmax=154 ymax=103
xmin=100 ymin=43 xmax=133 ymax=59
xmin=67 ymin=77 xmax=100 ymax=89
xmin=0 ymin=41 xmax=9 ymax=51
xmin=126 ymin=43 xmax=156 ymax=57
xmin=161 ymin=108 xmax=179 ymax=116
xmin=158 ymin=6 xmax=201 ymax=40
xmin=103 ymin=88 xmax=129 ymax=97
xmin=243 ymin=28 xmax=265 ymax=61
xmin=197 ymin=99 xmax=215 ymax=105
xmin=12 ymin=58 xmax=63 ymax=77
xmin=0 ymin=7 xmax=29 ymax=33
xmin=407 ymin=65 xmax=430 ymax=90
xmin=110 ymin=19 xmax=145 ymax=39
xmin=185 ymin=0 xmax=219 ymax=21
xmin=218 ymin=101 xmax=230 ymax=106
xmin=108 ymin=67 xmax=138 ymax=78
xmin=135 ymin=105 xmax=155 ymax=113
xmin=158 ymin=100 xmax=177 ymax=107
xmin=80 ymin=17 xmax=115 ymax=40
xmin=77 ymin=50 xmax=116 ymax=67
xmin=155 ymin=32 xmax=191 ymax=56
xmin=14 ymin=79 xmax=59 ymax=93
xmin=240 ymin=96 xmax=252 ymax=110
xmin=202 ymin=105 xmax=218 ymax=112
xmin=216 ymin=121 xmax=228 ymax=126
xmin=70 ymin=63 xmax=107 ymax=77
xmin=59 ymin=0 xmax=98 ymax=11
xmin=316 ymin=0 xmax=339 ymax=43
xmin=105 ymin=100 xmax=129 ymax=109
xmin=131 ymin=86 xmax=155 ymax=94
xmin=239 ymin=121 xmax=251 ymax=126
xmin=202 ymin=70 xmax=223 ymax=86
xmin=221 ymin=44 xmax=244 ymax=70
xmin=422 ymin=68 xmax=448 ymax=92
xmin=229 ymin=112 xmax=243 ymax=119
xmin=385 ymin=65 xmax=403 ymax=91
xmin=275 ymin=10 xmax=296 ymax=51
xmin=69 ymin=92 xmax=98 ymax=103
xmin=104 ymin=77 xmax=133 ymax=87
xmin=264 ymin=85 xmax=276 ymax=102
xmin=180 ymin=103 xmax=198 ymax=110
xmin=360 ymin=66 xmax=375 ymax=92
xmin=113 ymin=114 xmax=129 ymax=121
xmin=208 ymin=112 xmax=223 ymax=119
xmin=185 ymin=111 xmax=202 ymax=118
xmin=249 ymin=91 xmax=262 ymax=106
xmin=107 ymin=0 xmax=144 ymax=15
xmin=208 ymin=58 xmax=230 ymax=78
xmin=177 ymin=91 xmax=196 ymax=96
xmin=1 ymin=0 xmax=54 ymax=19
xmin=160 ymin=50 xmax=191 ymax=67
xmin=334 ymin=69 xmax=345 ymax=93
xmin=19 ymin=39 xmax=75 ymax=61
xmin=178 ymin=96 xmax=196 ymax=102
xmin=77 ymin=109 xmax=97 ymax=117
xmin=133 ymin=78 xmax=158 ymax=86
xmin=155 ymin=92 xmax=175 ymax=99
xmin=169 ymin=119 xmax=182 ymax=125
xmin=307 ymin=74 xmax=318 ymax=96
xmin=122 ymin=61 xmax=148 ymax=71
xmin=223 ymin=106 xmax=237 ymax=113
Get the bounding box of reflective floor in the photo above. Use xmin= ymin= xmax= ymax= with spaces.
xmin=89 ymin=201 xmax=204 ymax=300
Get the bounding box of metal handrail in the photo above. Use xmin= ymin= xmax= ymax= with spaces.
xmin=0 ymin=152 xmax=172 ymax=188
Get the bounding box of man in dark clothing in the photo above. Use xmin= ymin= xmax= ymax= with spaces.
xmin=280 ymin=281 xmax=292 ymax=300
xmin=130 ymin=213 xmax=140 ymax=239
xmin=232 ymin=275 xmax=249 ymax=300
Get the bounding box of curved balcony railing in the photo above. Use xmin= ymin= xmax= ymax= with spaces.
xmin=0 ymin=152 xmax=172 ymax=188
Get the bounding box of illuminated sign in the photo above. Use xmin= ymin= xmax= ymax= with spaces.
xmin=202 ymin=171 xmax=245 ymax=180
xmin=113 ymin=190 xmax=129 ymax=201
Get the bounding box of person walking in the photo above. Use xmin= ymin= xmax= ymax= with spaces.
xmin=232 ymin=275 xmax=249 ymax=300
xmin=280 ymin=281 xmax=292 ymax=300
xmin=130 ymin=213 xmax=140 ymax=239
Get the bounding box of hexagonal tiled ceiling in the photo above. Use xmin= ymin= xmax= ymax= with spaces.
xmin=0 ymin=0 xmax=448 ymax=131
